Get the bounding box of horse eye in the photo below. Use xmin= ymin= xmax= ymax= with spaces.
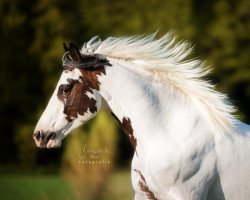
xmin=62 ymin=85 xmax=72 ymax=94
xmin=58 ymin=84 xmax=73 ymax=96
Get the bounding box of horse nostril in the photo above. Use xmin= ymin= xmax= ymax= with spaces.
xmin=33 ymin=131 xmax=44 ymax=142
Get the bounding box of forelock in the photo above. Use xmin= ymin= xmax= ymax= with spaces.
xmin=62 ymin=52 xmax=111 ymax=70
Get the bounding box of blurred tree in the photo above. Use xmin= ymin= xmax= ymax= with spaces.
xmin=0 ymin=0 xmax=249 ymax=169
xmin=0 ymin=0 xmax=42 ymax=163
xmin=78 ymin=0 xmax=195 ymax=38
xmin=192 ymin=0 xmax=250 ymax=122
xmin=0 ymin=0 xmax=87 ymax=166
xmin=14 ymin=124 xmax=37 ymax=168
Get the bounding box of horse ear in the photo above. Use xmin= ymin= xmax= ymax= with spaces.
xmin=69 ymin=43 xmax=82 ymax=62
xmin=63 ymin=43 xmax=69 ymax=52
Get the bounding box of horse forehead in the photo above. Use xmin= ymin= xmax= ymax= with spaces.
xmin=60 ymin=68 xmax=83 ymax=84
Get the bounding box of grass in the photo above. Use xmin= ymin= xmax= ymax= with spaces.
xmin=0 ymin=174 xmax=76 ymax=200
xmin=0 ymin=170 xmax=133 ymax=200
xmin=101 ymin=170 xmax=134 ymax=199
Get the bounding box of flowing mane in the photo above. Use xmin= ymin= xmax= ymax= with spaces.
xmin=80 ymin=32 xmax=237 ymax=134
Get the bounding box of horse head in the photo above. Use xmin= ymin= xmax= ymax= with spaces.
xmin=33 ymin=43 xmax=111 ymax=148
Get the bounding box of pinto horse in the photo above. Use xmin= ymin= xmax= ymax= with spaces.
xmin=34 ymin=33 xmax=250 ymax=200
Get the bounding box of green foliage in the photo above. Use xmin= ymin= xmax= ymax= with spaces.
xmin=0 ymin=0 xmax=249 ymax=168
xmin=79 ymin=0 xmax=195 ymax=38
xmin=192 ymin=0 xmax=250 ymax=121
xmin=14 ymin=124 xmax=37 ymax=168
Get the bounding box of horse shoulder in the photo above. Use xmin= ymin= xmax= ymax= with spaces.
xmin=135 ymin=131 xmax=217 ymax=199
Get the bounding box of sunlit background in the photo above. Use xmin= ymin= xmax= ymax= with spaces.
xmin=0 ymin=0 xmax=250 ymax=199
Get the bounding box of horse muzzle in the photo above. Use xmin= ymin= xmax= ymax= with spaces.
xmin=33 ymin=131 xmax=61 ymax=148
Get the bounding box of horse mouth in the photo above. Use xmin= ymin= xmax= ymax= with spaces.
xmin=39 ymin=132 xmax=59 ymax=148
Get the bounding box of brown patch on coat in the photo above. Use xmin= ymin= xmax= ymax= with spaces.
xmin=79 ymin=67 xmax=106 ymax=91
xmin=58 ymin=53 xmax=111 ymax=121
xmin=134 ymin=169 xmax=158 ymax=200
xmin=63 ymin=65 xmax=74 ymax=72
xmin=63 ymin=59 xmax=108 ymax=91
xmin=121 ymin=117 xmax=137 ymax=149
xmin=57 ymin=78 xmax=97 ymax=121
xmin=58 ymin=43 xmax=112 ymax=121
xmin=111 ymin=112 xmax=137 ymax=152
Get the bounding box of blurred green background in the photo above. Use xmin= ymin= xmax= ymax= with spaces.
xmin=0 ymin=0 xmax=249 ymax=199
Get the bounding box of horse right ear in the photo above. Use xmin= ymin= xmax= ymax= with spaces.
xmin=63 ymin=43 xmax=69 ymax=52
xmin=69 ymin=43 xmax=82 ymax=62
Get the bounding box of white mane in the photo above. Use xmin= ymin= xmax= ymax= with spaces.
xmin=80 ymin=32 xmax=237 ymax=134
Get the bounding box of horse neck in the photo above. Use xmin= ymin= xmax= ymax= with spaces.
xmin=98 ymin=61 xmax=212 ymax=149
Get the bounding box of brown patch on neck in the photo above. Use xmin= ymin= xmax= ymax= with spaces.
xmin=122 ymin=117 xmax=137 ymax=149
xmin=111 ymin=112 xmax=137 ymax=151
xmin=134 ymin=169 xmax=158 ymax=200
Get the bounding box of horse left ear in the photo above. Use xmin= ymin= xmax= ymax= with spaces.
xmin=69 ymin=43 xmax=82 ymax=62
xmin=63 ymin=43 xmax=69 ymax=52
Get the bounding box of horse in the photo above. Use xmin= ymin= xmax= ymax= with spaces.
xmin=33 ymin=33 xmax=250 ymax=200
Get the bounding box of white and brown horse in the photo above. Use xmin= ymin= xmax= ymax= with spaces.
xmin=34 ymin=33 xmax=250 ymax=200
